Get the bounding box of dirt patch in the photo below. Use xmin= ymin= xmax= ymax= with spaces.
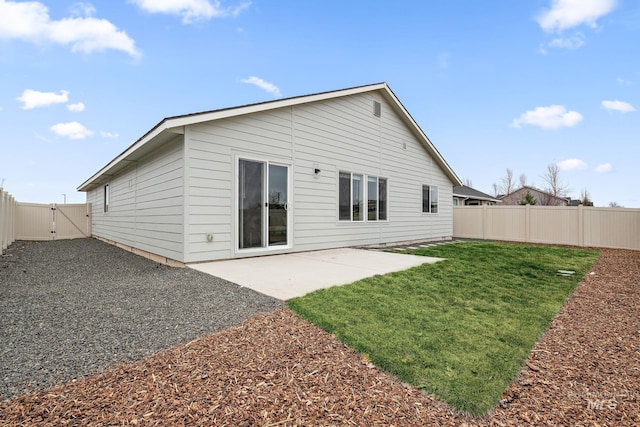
xmin=1 ymin=248 xmax=638 ymax=426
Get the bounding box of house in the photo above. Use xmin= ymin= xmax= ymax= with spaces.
xmin=453 ymin=185 xmax=501 ymax=206
xmin=77 ymin=83 xmax=462 ymax=264
xmin=498 ymin=185 xmax=570 ymax=206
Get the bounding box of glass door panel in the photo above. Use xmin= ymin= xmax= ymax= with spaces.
xmin=268 ymin=164 xmax=288 ymax=246
xmin=238 ymin=159 xmax=264 ymax=249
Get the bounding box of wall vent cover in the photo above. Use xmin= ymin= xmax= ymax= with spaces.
xmin=373 ymin=101 xmax=381 ymax=117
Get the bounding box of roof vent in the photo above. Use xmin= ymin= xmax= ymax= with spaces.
xmin=373 ymin=101 xmax=381 ymax=117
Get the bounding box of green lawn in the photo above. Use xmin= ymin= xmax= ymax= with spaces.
xmin=287 ymin=241 xmax=600 ymax=415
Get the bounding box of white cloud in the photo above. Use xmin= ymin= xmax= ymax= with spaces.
xmin=131 ymin=0 xmax=251 ymax=24
xmin=602 ymin=100 xmax=635 ymax=113
xmin=547 ymin=34 xmax=585 ymax=50
xmin=241 ymin=76 xmax=281 ymax=97
xmin=537 ymin=0 xmax=618 ymax=33
xmin=67 ymin=102 xmax=85 ymax=112
xmin=617 ymin=77 xmax=633 ymax=85
xmin=226 ymin=1 xmax=251 ymax=16
xmin=0 ymin=0 xmax=139 ymax=57
xmin=50 ymin=121 xmax=94 ymax=139
xmin=17 ymin=89 xmax=69 ymax=109
xmin=70 ymin=2 xmax=96 ymax=17
xmin=100 ymin=130 xmax=119 ymax=138
xmin=595 ymin=163 xmax=613 ymax=173
xmin=511 ymin=105 xmax=583 ymax=129
xmin=557 ymin=158 xmax=588 ymax=171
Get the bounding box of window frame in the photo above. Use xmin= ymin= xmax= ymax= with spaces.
xmin=352 ymin=173 xmax=364 ymax=221
xmin=104 ymin=184 xmax=110 ymax=213
xmin=422 ymin=184 xmax=439 ymax=214
xmin=339 ymin=171 xmax=388 ymax=222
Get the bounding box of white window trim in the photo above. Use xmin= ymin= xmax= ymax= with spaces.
xmin=234 ymin=154 xmax=292 ymax=255
xmin=104 ymin=184 xmax=110 ymax=213
xmin=422 ymin=184 xmax=439 ymax=214
xmin=338 ymin=171 xmax=388 ymax=222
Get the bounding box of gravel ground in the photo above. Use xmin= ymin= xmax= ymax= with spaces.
xmin=0 ymin=238 xmax=283 ymax=401
xmin=1 ymin=244 xmax=638 ymax=426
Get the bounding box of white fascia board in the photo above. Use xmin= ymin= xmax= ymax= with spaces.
xmin=76 ymin=124 xmax=171 ymax=191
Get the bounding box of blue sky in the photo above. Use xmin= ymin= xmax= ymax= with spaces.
xmin=0 ymin=0 xmax=638 ymax=206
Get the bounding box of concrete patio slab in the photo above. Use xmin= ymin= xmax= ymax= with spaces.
xmin=188 ymin=248 xmax=443 ymax=300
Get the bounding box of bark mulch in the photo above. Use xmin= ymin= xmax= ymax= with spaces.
xmin=1 ymin=248 xmax=638 ymax=426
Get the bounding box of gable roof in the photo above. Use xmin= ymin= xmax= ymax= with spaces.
xmin=453 ymin=185 xmax=501 ymax=203
xmin=497 ymin=185 xmax=570 ymax=202
xmin=78 ymin=82 xmax=461 ymax=192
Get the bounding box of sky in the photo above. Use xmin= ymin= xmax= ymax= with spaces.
xmin=0 ymin=0 xmax=638 ymax=207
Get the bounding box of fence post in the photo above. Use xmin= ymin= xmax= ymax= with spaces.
xmin=10 ymin=194 xmax=15 ymax=245
xmin=578 ymin=205 xmax=584 ymax=247
xmin=0 ymin=188 xmax=5 ymax=253
xmin=525 ymin=204 xmax=530 ymax=243
xmin=1 ymin=188 xmax=17 ymax=254
xmin=86 ymin=202 xmax=92 ymax=237
xmin=482 ymin=204 xmax=487 ymax=240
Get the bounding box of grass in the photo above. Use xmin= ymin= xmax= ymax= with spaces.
xmin=287 ymin=241 xmax=600 ymax=415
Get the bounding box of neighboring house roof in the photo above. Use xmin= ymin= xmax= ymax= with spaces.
xmin=452 ymin=185 xmax=501 ymax=203
xmin=497 ymin=185 xmax=571 ymax=205
xmin=78 ymin=82 xmax=462 ymax=192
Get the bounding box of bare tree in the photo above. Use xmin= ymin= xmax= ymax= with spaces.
xmin=609 ymin=201 xmax=623 ymax=208
xmin=519 ymin=173 xmax=527 ymax=188
xmin=542 ymin=163 xmax=569 ymax=204
xmin=580 ymin=188 xmax=594 ymax=206
xmin=463 ymin=177 xmax=473 ymax=187
xmin=500 ymin=168 xmax=516 ymax=196
xmin=492 ymin=182 xmax=500 ymax=197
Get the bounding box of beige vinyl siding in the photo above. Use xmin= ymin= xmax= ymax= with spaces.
xmin=80 ymin=84 xmax=457 ymax=263
xmin=89 ymin=138 xmax=185 ymax=261
xmin=291 ymin=95 xmax=382 ymax=250
xmin=181 ymin=92 xmax=454 ymax=261
xmin=183 ymin=110 xmax=294 ymax=262
xmin=291 ymin=93 xmax=453 ymax=250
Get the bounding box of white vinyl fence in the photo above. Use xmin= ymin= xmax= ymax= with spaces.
xmin=15 ymin=203 xmax=91 ymax=241
xmin=1 ymin=188 xmax=17 ymax=254
xmin=454 ymin=205 xmax=640 ymax=251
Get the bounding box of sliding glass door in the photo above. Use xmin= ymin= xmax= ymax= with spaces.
xmin=238 ymin=159 xmax=289 ymax=250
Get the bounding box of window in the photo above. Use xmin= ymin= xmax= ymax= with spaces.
xmin=378 ymin=178 xmax=387 ymax=220
xmin=339 ymin=172 xmax=387 ymax=221
xmin=339 ymin=172 xmax=351 ymax=220
xmin=367 ymin=176 xmax=388 ymax=221
xmin=352 ymin=174 xmax=364 ymax=221
xmin=367 ymin=177 xmax=377 ymax=220
xmin=422 ymin=185 xmax=438 ymax=213
xmin=104 ymin=184 xmax=110 ymax=213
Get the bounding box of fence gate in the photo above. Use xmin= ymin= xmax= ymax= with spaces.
xmin=16 ymin=203 xmax=91 ymax=240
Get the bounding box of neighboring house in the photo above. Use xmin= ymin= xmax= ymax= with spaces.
xmin=498 ymin=185 xmax=570 ymax=206
xmin=453 ymin=185 xmax=501 ymax=206
xmin=77 ymin=83 xmax=462 ymax=264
